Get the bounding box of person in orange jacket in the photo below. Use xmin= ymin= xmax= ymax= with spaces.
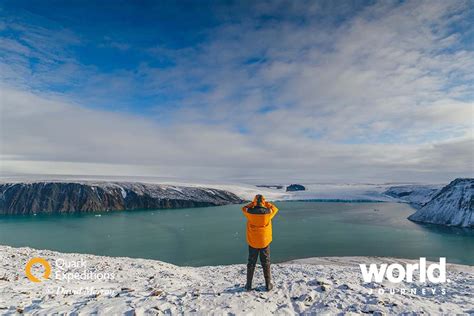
xmin=242 ymin=194 xmax=279 ymax=291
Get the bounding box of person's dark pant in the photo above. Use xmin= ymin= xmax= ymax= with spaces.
xmin=248 ymin=245 xmax=270 ymax=267
xmin=246 ymin=245 xmax=272 ymax=290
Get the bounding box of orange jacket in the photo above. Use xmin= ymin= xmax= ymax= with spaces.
xmin=242 ymin=195 xmax=279 ymax=248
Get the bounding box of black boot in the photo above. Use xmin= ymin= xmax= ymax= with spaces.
xmin=245 ymin=264 xmax=255 ymax=291
xmin=263 ymin=264 xmax=273 ymax=291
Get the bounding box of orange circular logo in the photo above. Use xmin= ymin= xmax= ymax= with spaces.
xmin=25 ymin=257 xmax=51 ymax=282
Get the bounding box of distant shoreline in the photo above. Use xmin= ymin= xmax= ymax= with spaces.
xmin=2 ymin=244 xmax=472 ymax=268
xmin=0 ymin=199 xmax=407 ymax=218
xmin=276 ymin=199 xmax=392 ymax=203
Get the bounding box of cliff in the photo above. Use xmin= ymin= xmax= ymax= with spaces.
xmin=0 ymin=181 xmax=244 ymax=215
xmin=408 ymin=178 xmax=473 ymax=228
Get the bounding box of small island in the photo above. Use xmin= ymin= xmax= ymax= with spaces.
xmin=286 ymin=184 xmax=306 ymax=192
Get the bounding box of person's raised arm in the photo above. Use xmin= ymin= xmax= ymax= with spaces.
xmin=266 ymin=202 xmax=279 ymax=219
xmin=242 ymin=201 xmax=255 ymax=218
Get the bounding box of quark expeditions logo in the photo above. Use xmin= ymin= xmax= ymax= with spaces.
xmin=359 ymin=257 xmax=448 ymax=295
xmin=25 ymin=257 xmax=117 ymax=296
xmin=25 ymin=257 xmax=51 ymax=282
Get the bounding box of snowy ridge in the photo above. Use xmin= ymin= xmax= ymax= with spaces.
xmin=0 ymin=245 xmax=472 ymax=314
xmin=408 ymin=178 xmax=473 ymax=228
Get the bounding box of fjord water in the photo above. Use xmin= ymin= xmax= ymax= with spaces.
xmin=0 ymin=202 xmax=473 ymax=266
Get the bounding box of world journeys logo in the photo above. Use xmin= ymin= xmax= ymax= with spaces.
xmin=359 ymin=257 xmax=448 ymax=295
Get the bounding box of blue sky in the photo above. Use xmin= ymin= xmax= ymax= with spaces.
xmin=0 ymin=0 xmax=473 ymax=182
xmin=0 ymin=0 xmax=385 ymax=113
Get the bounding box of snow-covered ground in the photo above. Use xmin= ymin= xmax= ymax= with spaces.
xmin=0 ymin=245 xmax=472 ymax=315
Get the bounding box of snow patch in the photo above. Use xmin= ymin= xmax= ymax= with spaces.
xmin=120 ymin=187 xmax=127 ymax=199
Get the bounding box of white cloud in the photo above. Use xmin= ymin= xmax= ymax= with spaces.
xmin=1 ymin=86 xmax=472 ymax=182
xmin=0 ymin=0 xmax=473 ymax=183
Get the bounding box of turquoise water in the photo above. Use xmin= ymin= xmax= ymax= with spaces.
xmin=0 ymin=202 xmax=473 ymax=266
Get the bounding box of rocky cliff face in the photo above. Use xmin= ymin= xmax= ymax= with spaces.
xmin=408 ymin=178 xmax=473 ymax=228
xmin=0 ymin=181 xmax=244 ymax=215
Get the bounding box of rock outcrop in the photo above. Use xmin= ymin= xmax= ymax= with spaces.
xmin=286 ymin=184 xmax=306 ymax=192
xmin=0 ymin=181 xmax=244 ymax=215
xmin=408 ymin=178 xmax=473 ymax=228
xmin=256 ymin=185 xmax=283 ymax=189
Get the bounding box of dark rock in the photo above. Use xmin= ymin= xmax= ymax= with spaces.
xmin=256 ymin=185 xmax=283 ymax=190
xmin=149 ymin=290 xmax=163 ymax=296
xmin=286 ymin=184 xmax=306 ymax=192
xmin=0 ymin=181 xmax=244 ymax=215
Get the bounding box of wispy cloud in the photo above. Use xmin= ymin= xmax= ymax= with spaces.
xmin=0 ymin=0 xmax=472 ymax=182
